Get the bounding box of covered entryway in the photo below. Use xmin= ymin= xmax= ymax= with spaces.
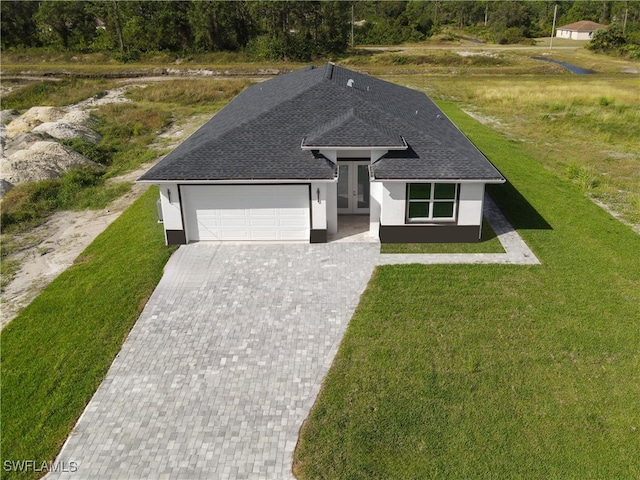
xmin=337 ymin=161 xmax=370 ymax=214
xmin=182 ymin=185 xmax=310 ymax=242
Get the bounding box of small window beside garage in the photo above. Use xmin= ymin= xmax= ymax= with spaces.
xmin=406 ymin=183 xmax=458 ymax=222
xmin=157 ymin=198 xmax=163 ymax=223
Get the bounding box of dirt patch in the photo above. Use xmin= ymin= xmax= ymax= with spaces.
xmin=0 ymin=83 xmax=210 ymax=328
xmin=0 ymin=163 xmax=149 ymax=327
xmin=1 ymin=140 xmax=99 ymax=184
xmin=1 ymin=202 xmax=127 ymax=324
xmin=461 ymin=108 xmax=503 ymax=128
xmin=1 ymin=86 xmax=140 ymax=191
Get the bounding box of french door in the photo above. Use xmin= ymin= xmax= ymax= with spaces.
xmin=337 ymin=161 xmax=370 ymax=214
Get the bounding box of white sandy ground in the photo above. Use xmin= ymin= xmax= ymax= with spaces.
xmin=0 ymin=82 xmax=211 ymax=328
xmin=0 ymin=168 xmax=148 ymax=327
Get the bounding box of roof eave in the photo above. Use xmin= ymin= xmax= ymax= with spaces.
xmin=372 ymin=177 xmax=505 ymax=184
xmin=300 ymin=136 xmax=408 ymax=151
xmin=136 ymin=177 xmax=336 ymax=184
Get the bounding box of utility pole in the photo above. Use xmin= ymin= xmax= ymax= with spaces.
xmin=550 ymin=3 xmax=558 ymax=50
xmin=351 ymin=3 xmax=354 ymax=48
xmin=623 ymin=7 xmax=628 ymax=34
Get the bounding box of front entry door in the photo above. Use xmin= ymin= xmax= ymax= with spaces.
xmin=337 ymin=161 xmax=370 ymax=214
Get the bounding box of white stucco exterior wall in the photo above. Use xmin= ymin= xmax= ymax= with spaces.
xmin=556 ymin=29 xmax=595 ymax=40
xmin=380 ymin=182 xmax=407 ymax=225
xmin=326 ymin=181 xmax=338 ymax=234
xmin=457 ymin=183 xmax=485 ymax=226
xmin=159 ymin=183 xmax=184 ymax=232
xmin=370 ymin=181 xmax=383 ymax=235
xmin=311 ymin=182 xmax=327 ymax=231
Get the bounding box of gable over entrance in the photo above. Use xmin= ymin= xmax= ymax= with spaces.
xmin=138 ymin=63 xmax=504 ymax=245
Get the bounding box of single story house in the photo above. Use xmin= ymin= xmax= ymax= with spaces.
xmin=555 ymin=20 xmax=607 ymax=40
xmin=137 ymin=63 xmax=504 ymax=244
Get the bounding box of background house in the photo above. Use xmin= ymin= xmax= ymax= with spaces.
xmin=556 ymin=20 xmax=608 ymax=40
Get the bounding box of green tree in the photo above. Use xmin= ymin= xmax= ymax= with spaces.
xmin=587 ymin=23 xmax=626 ymax=51
xmin=188 ymin=1 xmax=253 ymax=52
xmin=34 ymin=1 xmax=97 ymax=50
xmin=1 ymin=1 xmax=40 ymax=49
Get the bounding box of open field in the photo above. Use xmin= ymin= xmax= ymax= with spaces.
xmin=3 ymin=45 xmax=637 ymax=233
xmin=385 ymin=74 xmax=640 ymax=230
xmin=294 ymin=102 xmax=640 ymax=479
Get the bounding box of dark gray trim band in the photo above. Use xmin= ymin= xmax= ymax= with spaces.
xmin=310 ymin=229 xmax=327 ymax=243
xmin=166 ymin=230 xmax=187 ymax=245
xmin=379 ymin=225 xmax=481 ymax=243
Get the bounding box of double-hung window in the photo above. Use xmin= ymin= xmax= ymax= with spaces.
xmin=407 ymin=183 xmax=458 ymax=222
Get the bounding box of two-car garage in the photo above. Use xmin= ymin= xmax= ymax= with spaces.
xmin=181 ymin=185 xmax=310 ymax=242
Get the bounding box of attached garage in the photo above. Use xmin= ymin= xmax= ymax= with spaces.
xmin=181 ymin=185 xmax=310 ymax=242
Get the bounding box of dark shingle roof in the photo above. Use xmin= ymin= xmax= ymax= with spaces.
xmin=303 ymin=108 xmax=405 ymax=148
xmin=138 ymin=64 xmax=504 ymax=182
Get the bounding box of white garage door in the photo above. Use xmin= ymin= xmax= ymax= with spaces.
xmin=182 ymin=185 xmax=310 ymax=241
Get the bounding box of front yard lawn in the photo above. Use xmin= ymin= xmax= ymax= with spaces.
xmin=294 ymin=103 xmax=640 ymax=479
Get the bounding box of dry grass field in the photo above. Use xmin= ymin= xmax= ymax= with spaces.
xmin=385 ymin=73 xmax=640 ymax=229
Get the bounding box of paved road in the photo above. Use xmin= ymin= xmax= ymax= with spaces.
xmin=49 ymin=243 xmax=379 ymax=479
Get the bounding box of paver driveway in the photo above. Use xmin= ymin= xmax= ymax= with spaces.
xmin=50 ymin=243 xmax=379 ymax=479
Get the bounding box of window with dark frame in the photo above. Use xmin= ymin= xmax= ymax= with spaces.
xmin=407 ymin=183 xmax=458 ymax=222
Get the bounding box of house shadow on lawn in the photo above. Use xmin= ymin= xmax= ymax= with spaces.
xmin=487 ymin=181 xmax=552 ymax=231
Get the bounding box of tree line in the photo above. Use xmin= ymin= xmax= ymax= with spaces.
xmin=2 ymin=1 xmax=639 ymax=61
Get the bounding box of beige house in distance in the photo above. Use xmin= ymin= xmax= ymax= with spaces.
xmin=556 ymin=20 xmax=608 ymax=40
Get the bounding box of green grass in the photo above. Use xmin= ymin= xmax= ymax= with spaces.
xmin=0 ymin=167 xmax=132 ymax=234
xmin=294 ymin=103 xmax=640 ymax=479
xmin=381 ymin=217 xmax=503 ymax=254
xmin=0 ymin=77 xmax=119 ymax=110
xmin=0 ymin=187 xmax=175 ymax=480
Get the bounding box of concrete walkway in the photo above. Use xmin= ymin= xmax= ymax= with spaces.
xmin=49 ymin=243 xmax=379 ymax=479
xmin=378 ymin=195 xmax=540 ymax=265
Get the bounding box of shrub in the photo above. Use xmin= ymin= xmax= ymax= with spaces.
xmin=587 ymin=25 xmax=626 ymax=52
xmin=0 ymin=180 xmax=60 ymax=230
xmin=496 ymin=27 xmax=525 ymax=45
xmin=61 ymin=137 xmax=114 ymax=166
xmin=566 ymin=163 xmax=599 ymax=191
xmin=57 ymin=166 xmax=104 ymax=207
xmin=0 ymin=167 xmax=130 ymax=233
xmin=245 ymin=35 xmax=286 ymax=61
xmin=598 ymin=96 xmax=613 ymax=107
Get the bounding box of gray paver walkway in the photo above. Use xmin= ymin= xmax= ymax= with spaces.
xmin=49 ymin=243 xmax=379 ymax=480
xmin=378 ymin=194 xmax=540 ymax=265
